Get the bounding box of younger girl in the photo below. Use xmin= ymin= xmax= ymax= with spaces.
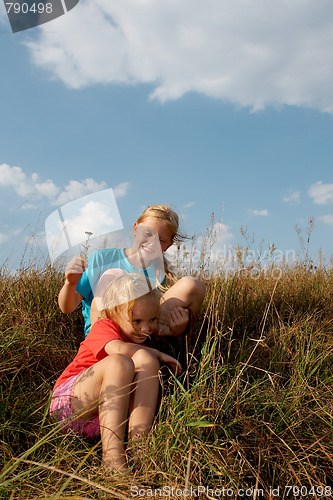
xmin=50 ymin=273 xmax=181 ymax=472
xmin=58 ymin=204 xmax=205 ymax=338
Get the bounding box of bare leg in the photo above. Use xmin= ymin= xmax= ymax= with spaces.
xmin=159 ymin=276 xmax=206 ymax=336
xmin=71 ymin=354 xmax=135 ymax=471
xmin=128 ymin=349 xmax=160 ymax=446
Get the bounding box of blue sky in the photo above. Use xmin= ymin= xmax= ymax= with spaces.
xmin=1 ymin=0 xmax=333 ymax=270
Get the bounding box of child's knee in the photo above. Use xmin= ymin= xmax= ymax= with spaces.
xmin=179 ymin=276 xmax=206 ymax=299
xmin=103 ymin=353 xmax=135 ymax=377
xmin=132 ymin=349 xmax=160 ymax=372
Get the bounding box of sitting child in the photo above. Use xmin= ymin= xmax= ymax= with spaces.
xmin=50 ymin=273 xmax=181 ymax=472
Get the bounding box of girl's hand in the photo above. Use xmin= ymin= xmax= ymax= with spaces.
xmin=169 ymin=307 xmax=189 ymax=337
xmin=65 ymin=255 xmax=87 ymax=285
xmin=156 ymin=352 xmax=182 ymax=375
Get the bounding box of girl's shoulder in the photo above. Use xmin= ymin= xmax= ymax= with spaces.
xmin=83 ymin=318 xmax=124 ymax=357
xmin=87 ymin=317 xmax=123 ymax=342
xmin=92 ymin=317 xmax=118 ymax=331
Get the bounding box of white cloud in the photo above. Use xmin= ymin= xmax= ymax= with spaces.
xmin=0 ymin=3 xmax=7 ymax=24
xmin=62 ymin=201 xmax=117 ymax=243
xmin=183 ymin=201 xmax=196 ymax=208
xmin=0 ymin=226 xmax=28 ymax=246
xmin=55 ymin=178 xmax=107 ymax=205
xmin=283 ymin=190 xmax=300 ymax=203
xmin=35 ymin=180 xmax=60 ymax=198
xmin=25 ymin=0 xmax=333 ymax=112
xmin=248 ymin=209 xmax=269 ymax=216
xmin=0 ymin=233 xmax=10 ymax=244
xmin=45 ymin=188 xmax=124 ymax=262
xmin=113 ymin=182 xmax=130 ymax=198
xmin=21 ymin=203 xmax=37 ymax=210
xmin=317 ymin=214 xmax=333 ymax=226
xmin=0 ymin=163 xmax=128 ymax=210
xmin=0 ymin=163 xmax=59 ymax=200
xmin=308 ymin=181 xmax=333 ymax=204
xmin=209 ymin=221 xmax=234 ymax=245
xmin=0 ymin=163 xmax=32 ymax=197
xmin=166 ymin=221 xmax=234 ymax=268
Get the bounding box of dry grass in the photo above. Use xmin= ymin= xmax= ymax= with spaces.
xmin=0 ymin=251 xmax=332 ymax=499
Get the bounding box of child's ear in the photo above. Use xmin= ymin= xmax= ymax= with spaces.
xmin=133 ymin=222 xmax=138 ymax=237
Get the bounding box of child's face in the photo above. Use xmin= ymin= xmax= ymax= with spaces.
xmin=119 ymin=298 xmax=159 ymax=344
xmin=132 ymin=217 xmax=174 ymax=257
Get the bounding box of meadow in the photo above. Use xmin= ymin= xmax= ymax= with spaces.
xmin=0 ymin=232 xmax=332 ymax=499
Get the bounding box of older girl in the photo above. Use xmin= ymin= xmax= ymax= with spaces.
xmin=58 ymin=204 xmax=205 ymax=337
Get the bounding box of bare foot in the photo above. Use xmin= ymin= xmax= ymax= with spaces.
xmin=126 ymin=434 xmax=148 ymax=470
xmin=101 ymin=455 xmax=128 ymax=474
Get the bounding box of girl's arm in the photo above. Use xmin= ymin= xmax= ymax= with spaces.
xmin=158 ymin=306 xmax=189 ymax=337
xmin=58 ymin=255 xmax=86 ymax=313
xmin=104 ymin=340 xmax=182 ymax=375
xmin=148 ymin=348 xmax=182 ymax=375
xmin=90 ymin=298 xmax=100 ymax=328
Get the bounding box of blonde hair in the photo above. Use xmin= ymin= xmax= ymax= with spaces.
xmin=100 ymin=272 xmax=161 ymax=325
xmin=136 ymin=204 xmax=188 ymax=287
xmin=136 ymin=204 xmax=187 ymax=243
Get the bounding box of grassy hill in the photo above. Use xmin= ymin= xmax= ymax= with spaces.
xmin=0 ymin=257 xmax=332 ymax=499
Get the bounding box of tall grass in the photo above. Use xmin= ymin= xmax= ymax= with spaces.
xmin=0 ymin=248 xmax=332 ymax=499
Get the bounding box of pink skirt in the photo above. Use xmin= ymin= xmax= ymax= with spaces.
xmin=49 ymin=371 xmax=100 ymax=439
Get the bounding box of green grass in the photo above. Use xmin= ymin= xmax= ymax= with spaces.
xmin=0 ymin=255 xmax=332 ymax=499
